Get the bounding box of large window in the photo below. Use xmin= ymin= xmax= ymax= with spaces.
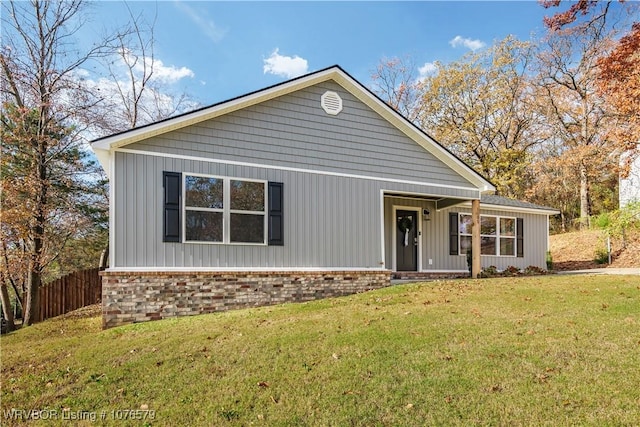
xmin=184 ymin=174 xmax=266 ymax=244
xmin=459 ymin=214 xmax=516 ymax=256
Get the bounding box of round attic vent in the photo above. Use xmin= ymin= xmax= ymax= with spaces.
xmin=321 ymin=91 xmax=343 ymax=115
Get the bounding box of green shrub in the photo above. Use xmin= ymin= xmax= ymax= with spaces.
xmin=504 ymin=266 xmax=521 ymax=276
xmin=546 ymin=251 xmax=554 ymax=271
xmin=594 ymin=201 xmax=640 ymax=238
xmin=594 ymin=247 xmax=609 ymax=264
xmin=480 ymin=265 xmax=499 ymax=278
xmin=524 ymin=265 xmax=546 ymax=276
xmin=592 ymin=212 xmax=611 ymax=229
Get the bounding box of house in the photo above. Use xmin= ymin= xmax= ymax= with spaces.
xmin=620 ymin=145 xmax=640 ymax=208
xmin=91 ymin=65 xmax=558 ymax=328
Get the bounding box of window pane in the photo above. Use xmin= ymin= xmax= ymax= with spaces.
xmin=459 ymin=215 xmax=473 ymax=235
xmin=481 ymin=216 xmax=497 ymax=235
xmin=185 ymin=176 xmax=223 ymax=209
xmin=460 ymin=235 xmax=472 ymax=254
xmin=185 ymin=211 xmax=222 ymax=242
xmin=230 ymin=213 xmax=265 ymax=243
xmin=481 ymin=236 xmax=496 ymax=255
xmin=500 ymin=218 xmax=515 ymax=237
xmin=500 ymin=237 xmax=515 ymax=256
xmin=230 ymin=180 xmax=264 ymax=211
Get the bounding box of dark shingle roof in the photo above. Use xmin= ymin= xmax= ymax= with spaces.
xmin=481 ymin=195 xmax=559 ymax=213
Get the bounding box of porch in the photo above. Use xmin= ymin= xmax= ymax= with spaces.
xmin=382 ymin=192 xmax=482 ymax=278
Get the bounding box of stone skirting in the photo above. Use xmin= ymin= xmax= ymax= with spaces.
xmin=101 ymin=270 xmax=391 ymax=329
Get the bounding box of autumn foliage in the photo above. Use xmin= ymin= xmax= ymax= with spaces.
xmin=541 ymin=0 xmax=640 ymax=175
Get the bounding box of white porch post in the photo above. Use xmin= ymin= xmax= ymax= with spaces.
xmin=471 ymin=199 xmax=481 ymax=279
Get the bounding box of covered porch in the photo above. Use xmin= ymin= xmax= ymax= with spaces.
xmin=382 ymin=191 xmax=483 ymax=278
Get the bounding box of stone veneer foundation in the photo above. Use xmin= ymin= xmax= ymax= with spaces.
xmin=101 ymin=270 xmax=391 ymax=329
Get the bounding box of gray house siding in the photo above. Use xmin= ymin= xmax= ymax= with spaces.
xmin=124 ymin=81 xmax=474 ymax=189
xmin=113 ymin=151 xmax=479 ymax=269
xmin=383 ymin=197 xmax=550 ymax=271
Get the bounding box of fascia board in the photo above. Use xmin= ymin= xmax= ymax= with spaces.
xmin=458 ymin=201 xmax=560 ymax=216
xmin=93 ymin=148 xmax=111 ymax=179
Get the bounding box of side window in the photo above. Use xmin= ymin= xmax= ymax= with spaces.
xmin=229 ymin=180 xmax=265 ymax=243
xmin=184 ymin=176 xmax=224 ymax=242
xmin=499 ymin=217 xmax=516 ymax=256
xmin=456 ymin=213 xmax=521 ymax=257
xmin=170 ymin=173 xmax=283 ymax=246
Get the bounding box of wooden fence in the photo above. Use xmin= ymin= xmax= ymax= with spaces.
xmin=37 ymin=267 xmax=102 ymax=322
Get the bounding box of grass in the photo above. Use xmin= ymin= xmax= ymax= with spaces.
xmin=2 ymin=275 xmax=640 ymax=426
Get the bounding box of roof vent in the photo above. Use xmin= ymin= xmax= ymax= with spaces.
xmin=321 ymin=91 xmax=343 ymax=115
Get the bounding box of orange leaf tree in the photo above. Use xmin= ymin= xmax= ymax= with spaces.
xmin=541 ymin=0 xmax=640 ymax=191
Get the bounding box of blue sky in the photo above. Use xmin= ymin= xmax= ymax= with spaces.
xmin=83 ymin=1 xmax=556 ymax=107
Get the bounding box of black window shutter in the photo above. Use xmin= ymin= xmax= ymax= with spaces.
xmin=516 ymin=218 xmax=524 ymax=258
xmin=163 ymin=171 xmax=181 ymax=243
xmin=268 ymin=182 xmax=284 ymax=246
xmin=449 ymin=212 xmax=459 ymax=255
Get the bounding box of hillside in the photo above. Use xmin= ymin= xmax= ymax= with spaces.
xmin=549 ymin=228 xmax=640 ymax=271
xmin=2 ymin=275 xmax=639 ymax=426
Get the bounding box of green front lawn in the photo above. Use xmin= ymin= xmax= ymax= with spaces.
xmin=2 ymin=275 xmax=639 ymax=426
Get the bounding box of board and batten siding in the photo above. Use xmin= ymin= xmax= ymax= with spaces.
xmin=383 ymin=197 xmax=551 ymax=271
xmin=113 ymin=152 xmax=479 ymax=269
xmin=124 ymin=81 xmax=474 ymax=189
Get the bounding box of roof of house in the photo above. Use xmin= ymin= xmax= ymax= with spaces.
xmin=480 ymin=194 xmax=560 ymax=215
xmin=91 ymin=65 xmax=495 ymax=193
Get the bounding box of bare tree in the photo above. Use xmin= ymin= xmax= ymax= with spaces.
xmin=0 ymin=0 xmax=117 ymax=326
xmin=370 ymin=56 xmax=422 ymax=123
xmin=534 ymin=4 xmax=618 ymax=228
xmin=94 ymin=4 xmax=198 ymax=135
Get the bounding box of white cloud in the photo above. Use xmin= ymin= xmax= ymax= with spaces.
xmin=72 ymin=51 xmax=198 ymax=133
xmin=150 ymin=59 xmax=194 ymax=83
xmin=449 ymin=35 xmax=486 ymax=51
xmin=174 ymin=1 xmax=227 ymax=43
xmin=263 ymin=49 xmax=309 ymax=79
xmin=418 ymin=62 xmax=437 ymax=79
xmin=120 ymin=48 xmax=195 ymax=84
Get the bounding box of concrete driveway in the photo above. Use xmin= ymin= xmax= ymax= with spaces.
xmin=557 ymin=268 xmax=640 ymax=275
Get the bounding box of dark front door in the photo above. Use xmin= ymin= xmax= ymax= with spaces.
xmin=396 ymin=210 xmax=417 ymax=271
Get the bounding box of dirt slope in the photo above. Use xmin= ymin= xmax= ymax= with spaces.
xmin=549 ymin=228 xmax=640 ymax=271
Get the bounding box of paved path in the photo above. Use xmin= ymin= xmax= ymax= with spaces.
xmin=557 ymin=268 xmax=640 ymax=275
xmin=391 ymin=268 xmax=640 ymax=284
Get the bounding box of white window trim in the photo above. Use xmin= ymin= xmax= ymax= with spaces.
xmin=459 ymin=213 xmax=517 ymax=257
xmin=183 ymin=173 xmax=267 ymax=245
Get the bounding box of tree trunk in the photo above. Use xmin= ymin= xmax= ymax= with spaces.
xmin=99 ymin=243 xmax=109 ymax=270
xmin=0 ymin=281 xmax=16 ymax=333
xmin=579 ymin=162 xmax=590 ymax=229
xmin=22 ymin=269 xmax=41 ymax=325
xmin=23 ymin=138 xmax=47 ymax=326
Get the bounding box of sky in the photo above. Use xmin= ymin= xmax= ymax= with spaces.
xmin=79 ymin=1 xmax=557 ymax=109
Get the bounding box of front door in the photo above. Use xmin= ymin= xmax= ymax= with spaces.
xmin=396 ymin=210 xmax=418 ymax=271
